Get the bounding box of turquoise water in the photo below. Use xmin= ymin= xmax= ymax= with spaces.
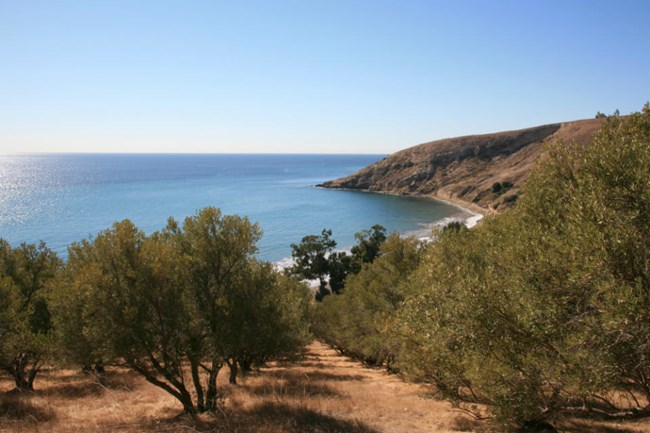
xmin=0 ymin=154 xmax=468 ymax=262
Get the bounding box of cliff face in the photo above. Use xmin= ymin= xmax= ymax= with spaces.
xmin=319 ymin=118 xmax=605 ymax=212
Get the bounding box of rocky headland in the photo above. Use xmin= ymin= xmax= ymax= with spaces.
xmin=319 ymin=118 xmax=606 ymax=213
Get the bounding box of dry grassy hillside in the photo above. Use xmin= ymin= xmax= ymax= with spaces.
xmin=319 ymin=118 xmax=606 ymax=212
xmin=0 ymin=342 xmax=468 ymax=433
xmin=2 ymin=341 xmax=647 ymax=432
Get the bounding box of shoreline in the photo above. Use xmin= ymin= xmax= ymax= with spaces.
xmin=274 ymin=185 xmax=493 ymax=272
xmin=314 ymin=185 xmax=492 ymax=229
xmin=427 ymin=191 xmax=496 ymax=219
xmin=277 ymin=187 xmax=490 ymax=287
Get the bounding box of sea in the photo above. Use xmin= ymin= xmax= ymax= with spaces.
xmin=0 ymin=153 xmax=473 ymax=263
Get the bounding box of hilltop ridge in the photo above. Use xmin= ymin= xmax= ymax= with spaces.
xmin=319 ymin=118 xmax=606 ymax=212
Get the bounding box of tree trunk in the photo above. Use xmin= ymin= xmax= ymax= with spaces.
xmin=160 ymin=378 xmax=195 ymax=414
xmin=189 ymin=358 xmax=205 ymax=412
xmin=132 ymin=362 xmax=198 ymax=416
xmin=316 ymin=279 xmax=329 ymax=301
xmin=227 ymin=359 xmax=238 ymax=385
xmin=205 ymin=359 xmax=222 ymax=412
xmin=27 ymin=367 xmax=38 ymax=390
xmin=11 ymin=370 xmax=31 ymax=391
xmin=240 ymin=357 xmax=252 ymax=373
xmin=9 ymin=352 xmax=36 ymax=391
xmin=180 ymin=395 xmax=197 ymax=415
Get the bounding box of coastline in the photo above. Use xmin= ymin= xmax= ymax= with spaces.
xmin=314 ymin=184 xmax=492 ymax=230
xmin=276 ymin=186 xmax=490 ymax=277
xmin=428 ymin=190 xmax=496 ymax=219
xmin=274 ymin=186 xmax=492 ymax=287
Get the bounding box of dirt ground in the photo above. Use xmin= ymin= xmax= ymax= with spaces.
xmin=1 ymin=341 xmax=649 ymax=433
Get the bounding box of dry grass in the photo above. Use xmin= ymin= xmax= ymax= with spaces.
xmin=1 ymin=342 xmax=649 ymax=433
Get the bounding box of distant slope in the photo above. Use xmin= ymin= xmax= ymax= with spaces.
xmin=319 ymin=118 xmax=605 ymax=212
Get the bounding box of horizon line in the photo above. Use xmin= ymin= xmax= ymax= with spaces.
xmin=1 ymin=151 xmax=390 ymax=156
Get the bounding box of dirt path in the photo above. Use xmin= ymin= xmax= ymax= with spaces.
xmin=225 ymin=341 xmax=469 ymax=433
xmin=226 ymin=341 xmax=650 ymax=433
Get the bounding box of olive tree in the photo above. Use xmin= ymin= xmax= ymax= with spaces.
xmin=350 ymin=224 xmax=387 ymax=266
xmin=290 ymin=225 xmax=388 ymax=299
xmin=221 ymin=261 xmax=311 ymax=383
xmin=61 ymin=207 xmax=310 ymax=414
xmin=0 ymin=240 xmax=60 ymax=391
xmin=289 ymin=229 xmax=336 ymax=300
xmin=393 ymin=104 xmax=650 ymax=430
xmin=314 ymin=234 xmax=422 ymax=367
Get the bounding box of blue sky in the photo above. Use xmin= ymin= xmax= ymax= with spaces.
xmin=1 ymin=0 xmax=649 ymax=154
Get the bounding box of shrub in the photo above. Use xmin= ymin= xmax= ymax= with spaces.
xmin=393 ymin=104 xmax=650 ymax=431
xmin=56 ymin=208 xmax=310 ymax=413
xmin=313 ymin=234 xmax=422 ymax=368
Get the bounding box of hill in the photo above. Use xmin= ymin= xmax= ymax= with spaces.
xmin=2 ymin=341 xmax=645 ymax=433
xmin=319 ymin=118 xmax=606 ymax=212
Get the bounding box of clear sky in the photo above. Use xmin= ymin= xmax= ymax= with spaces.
xmin=1 ymin=0 xmax=649 ymax=154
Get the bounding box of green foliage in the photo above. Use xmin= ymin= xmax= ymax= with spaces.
xmin=56 ymin=207 xmax=310 ymax=413
xmin=289 ymin=229 xmax=336 ymax=300
xmin=492 ymin=181 xmax=514 ymax=196
xmin=327 ymin=251 xmax=352 ymax=295
xmin=313 ymin=234 xmax=422 ymax=367
xmin=0 ymin=272 xmax=19 ymax=371
xmin=0 ymin=240 xmax=61 ymax=390
xmin=395 ymin=215 xmax=566 ymax=426
xmin=393 ymin=103 xmax=650 ymax=430
xmin=289 ymin=225 xmax=388 ymax=300
xmin=50 ymin=259 xmax=103 ymax=372
xmin=219 ymin=260 xmax=311 ymax=383
xmin=350 ymin=224 xmax=387 ymax=265
xmin=442 ymin=221 xmax=467 ymax=234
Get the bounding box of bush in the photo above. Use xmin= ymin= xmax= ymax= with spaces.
xmin=313 ymin=234 xmax=422 ymax=368
xmin=393 ymin=104 xmax=650 ymax=430
xmin=0 ymin=241 xmax=61 ymax=391
xmin=56 ymin=208 xmax=311 ymax=413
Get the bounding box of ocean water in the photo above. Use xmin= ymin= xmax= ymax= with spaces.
xmin=0 ymin=153 xmax=470 ymax=262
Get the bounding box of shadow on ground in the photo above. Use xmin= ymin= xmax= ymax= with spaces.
xmin=0 ymin=392 xmax=55 ymax=422
xmin=557 ymin=419 xmax=641 ymax=433
xmin=38 ymin=369 xmax=141 ymax=400
xmin=39 ymin=381 xmax=105 ymax=399
xmin=154 ymin=402 xmax=381 ymax=433
xmin=239 ymin=402 xmax=380 ymax=433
